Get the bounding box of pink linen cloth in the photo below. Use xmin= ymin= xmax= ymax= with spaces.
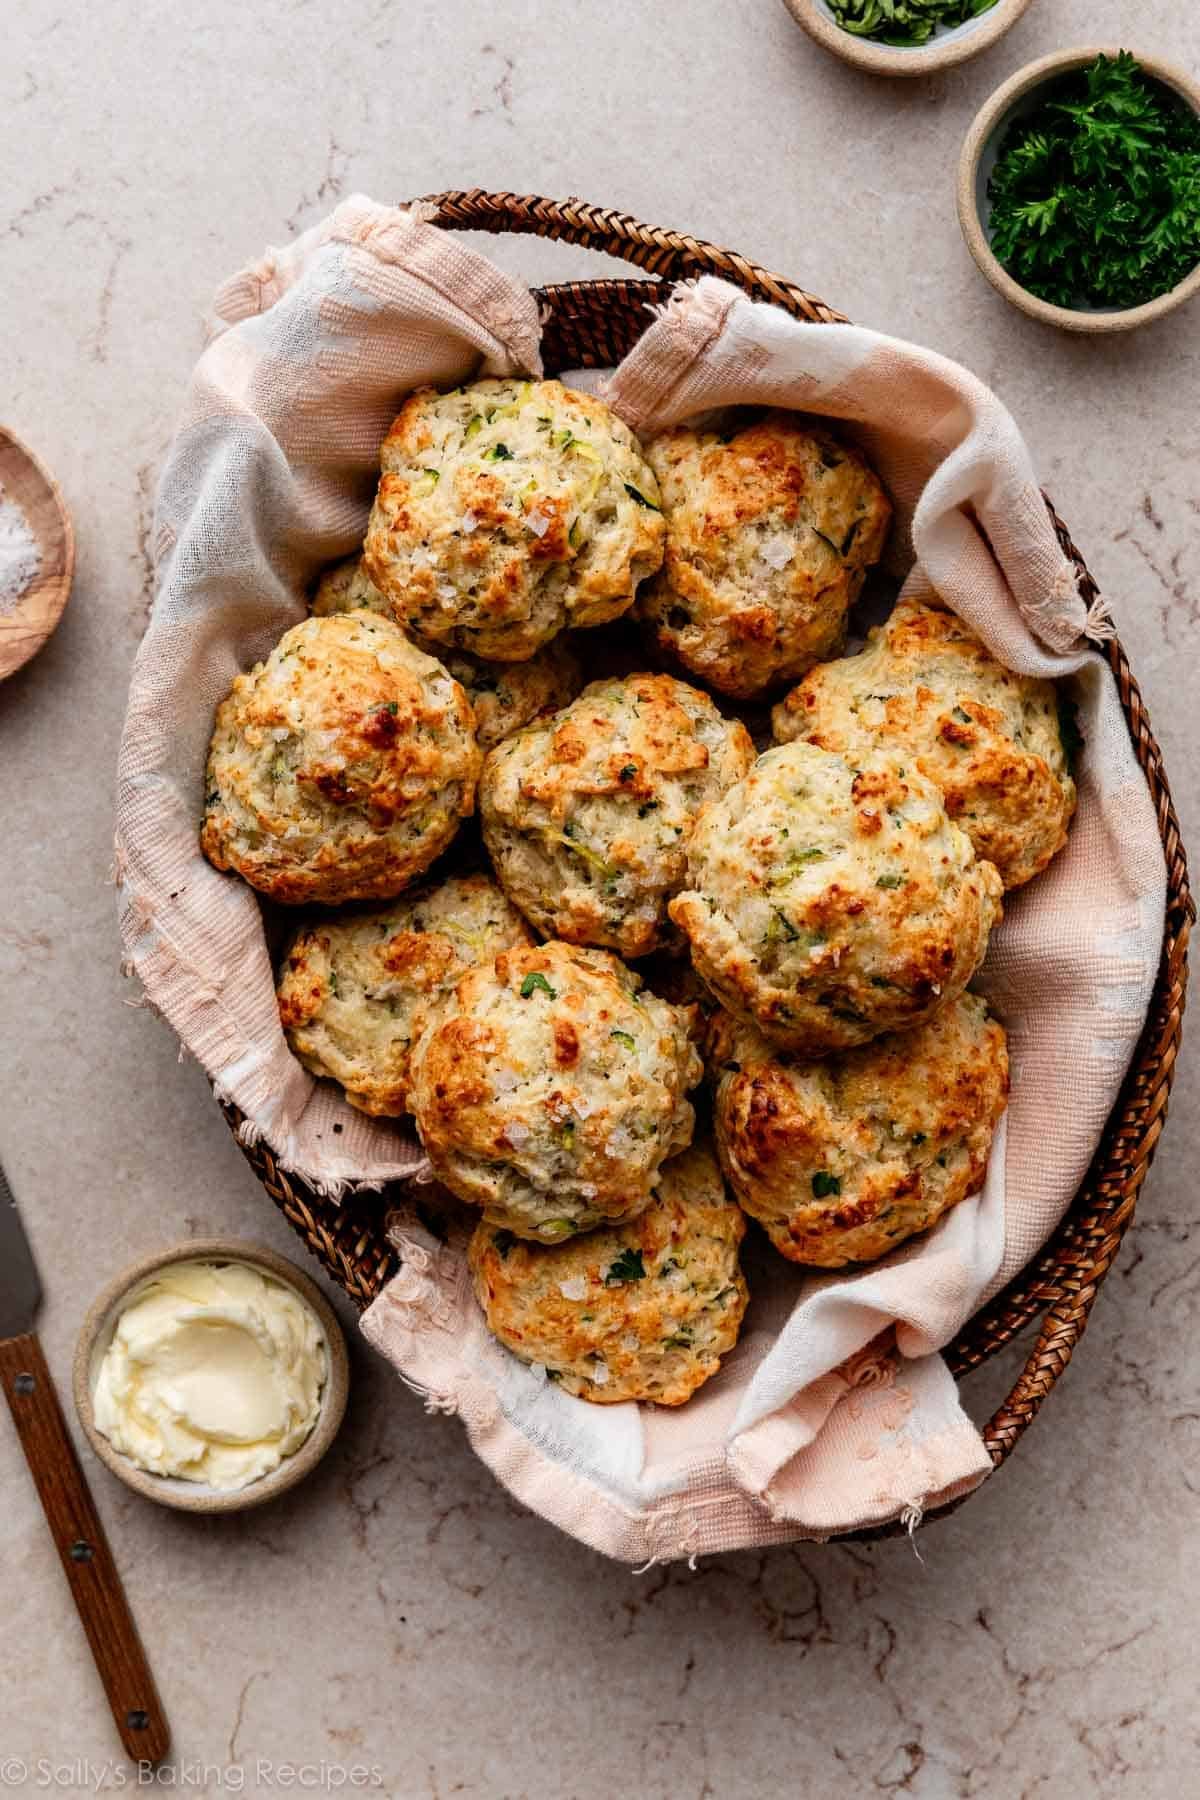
xmin=117 ymin=208 xmax=1166 ymax=1558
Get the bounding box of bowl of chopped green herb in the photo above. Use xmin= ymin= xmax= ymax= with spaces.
xmin=782 ymin=0 xmax=1032 ymax=77
xmin=959 ymin=47 xmax=1200 ymax=331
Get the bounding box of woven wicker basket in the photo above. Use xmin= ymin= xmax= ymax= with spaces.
xmin=222 ymin=190 xmax=1193 ymax=1535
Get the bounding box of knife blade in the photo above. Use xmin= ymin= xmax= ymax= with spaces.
xmin=0 ymin=1158 xmax=43 ymax=1334
xmin=0 ymin=1159 xmax=169 ymax=1764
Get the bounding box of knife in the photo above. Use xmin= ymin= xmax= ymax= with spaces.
xmin=0 ymin=1160 xmax=169 ymax=1764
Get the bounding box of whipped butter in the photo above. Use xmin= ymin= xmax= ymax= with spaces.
xmin=93 ymin=1260 xmax=327 ymax=1490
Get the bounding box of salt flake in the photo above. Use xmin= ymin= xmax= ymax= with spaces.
xmin=758 ymin=533 xmax=796 ymax=572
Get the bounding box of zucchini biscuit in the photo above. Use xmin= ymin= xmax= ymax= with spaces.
xmin=201 ymin=613 xmax=480 ymax=904
xmin=468 ymin=1141 xmax=748 ymax=1405
xmin=638 ymin=952 xmax=723 ymax=1057
xmin=409 ymin=940 xmax=702 ymax=1243
xmin=312 ymin=555 xmax=582 ymax=751
xmin=363 ymin=378 xmax=665 ymax=661
xmin=480 ymin=673 xmax=755 ymax=959
xmin=669 ymin=741 xmax=1003 ymax=1054
xmin=638 ymin=411 xmax=892 ymax=699
xmin=310 ymin=553 xmax=393 ymax=620
xmin=276 ymin=873 xmax=532 ymax=1117
xmin=772 ymin=596 xmax=1077 ymax=890
xmin=711 ymin=994 xmax=1008 ymax=1267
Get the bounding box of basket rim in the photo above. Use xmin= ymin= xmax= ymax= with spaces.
xmin=222 ymin=190 xmax=1193 ymax=1538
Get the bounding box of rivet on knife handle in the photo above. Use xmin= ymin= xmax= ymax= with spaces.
xmin=0 ymin=1331 xmax=170 ymax=1764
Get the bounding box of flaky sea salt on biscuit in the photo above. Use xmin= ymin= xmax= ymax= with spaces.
xmin=481 ymin=672 xmax=754 ymax=959
xmin=670 ymin=740 xmax=1002 ymax=1053
xmin=201 ymin=613 xmax=480 ymax=904
xmin=638 ymin=411 xmax=891 ymax=699
xmin=277 ymin=873 xmax=532 ymax=1116
xmin=773 ymin=596 xmax=1076 ymax=890
xmin=468 ymin=1141 xmax=747 ymax=1405
xmin=712 ymin=994 xmax=1008 ymax=1267
xmin=409 ymin=940 xmax=701 ymax=1243
xmin=363 ymin=378 xmax=665 ymax=661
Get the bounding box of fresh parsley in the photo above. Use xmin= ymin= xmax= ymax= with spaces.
xmin=825 ymin=0 xmax=997 ymax=44
xmin=988 ymin=52 xmax=1200 ymax=310
xmin=811 ymin=1171 xmax=842 ymax=1199
xmin=605 ymin=1248 xmax=646 ymax=1285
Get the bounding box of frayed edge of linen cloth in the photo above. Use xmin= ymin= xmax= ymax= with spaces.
xmin=116 ymin=196 xmax=544 ymax=1196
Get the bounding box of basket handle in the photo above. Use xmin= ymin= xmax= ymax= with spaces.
xmin=412 ymin=189 xmax=848 ymax=326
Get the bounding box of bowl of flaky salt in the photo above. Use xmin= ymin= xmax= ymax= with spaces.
xmin=0 ymin=427 xmax=75 ymax=681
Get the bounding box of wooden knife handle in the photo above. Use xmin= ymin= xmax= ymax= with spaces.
xmin=0 ymin=1331 xmax=170 ymax=1764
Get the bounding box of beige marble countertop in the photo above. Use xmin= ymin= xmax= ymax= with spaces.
xmin=2 ymin=1 xmax=1197 ymax=1793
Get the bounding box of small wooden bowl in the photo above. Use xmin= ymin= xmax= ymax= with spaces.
xmin=0 ymin=428 xmax=74 ymax=681
xmin=781 ymin=0 xmax=1032 ymax=77
xmin=959 ymin=47 xmax=1200 ymax=332
xmin=74 ymin=1240 xmax=349 ymax=1514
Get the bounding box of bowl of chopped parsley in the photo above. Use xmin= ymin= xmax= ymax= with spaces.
xmin=959 ymin=48 xmax=1200 ymax=331
xmin=782 ymin=0 xmax=1032 ymax=77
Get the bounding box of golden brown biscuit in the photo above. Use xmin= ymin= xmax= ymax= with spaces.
xmin=310 ymin=555 xmax=393 ymax=620
xmin=480 ymin=673 xmax=755 ymax=958
xmin=638 ymin=412 xmax=892 ymax=699
xmin=468 ymin=1142 xmax=747 ymax=1405
xmin=408 ymin=940 xmax=702 ymax=1243
xmin=711 ymin=994 xmax=1008 ymax=1267
xmin=200 ymin=614 xmax=480 ymax=904
xmin=363 ymin=379 xmax=665 ymax=661
xmin=311 ymin=555 xmax=583 ymax=750
xmin=669 ymin=741 xmax=1003 ymax=1053
xmin=636 ymin=952 xmax=722 ymax=1060
xmin=772 ymin=596 xmax=1077 ymax=890
xmin=276 ymin=874 xmax=532 ymax=1116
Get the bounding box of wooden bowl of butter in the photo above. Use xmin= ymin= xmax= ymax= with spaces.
xmin=74 ymin=1240 xmax=349 ymax=1513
